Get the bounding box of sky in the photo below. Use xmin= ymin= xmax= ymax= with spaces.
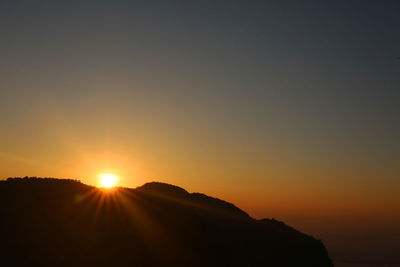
xmin=1 ymin=1 xmax=399 ymax=265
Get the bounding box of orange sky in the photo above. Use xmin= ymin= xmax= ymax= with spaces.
xmin=1 ymin=1 xmax=400 ymax=264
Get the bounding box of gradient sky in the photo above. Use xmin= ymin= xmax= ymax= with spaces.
xmin=1 ymin=1 xmax=399 ymax=265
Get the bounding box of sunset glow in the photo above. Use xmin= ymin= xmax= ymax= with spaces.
xmin=99 ymin=173 xmax=118 ymax=188
xmin=1 ymin=1 xmax=399 ymax=265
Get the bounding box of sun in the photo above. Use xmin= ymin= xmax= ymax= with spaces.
xmin=99 ymin=173 xmax=118 ymax=188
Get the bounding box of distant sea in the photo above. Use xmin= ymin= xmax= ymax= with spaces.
xmin=334 ymin=262 xmax=400 ymax=267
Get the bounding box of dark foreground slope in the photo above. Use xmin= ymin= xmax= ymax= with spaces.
xmin=0 ymin=178 xmax=332 ymax=267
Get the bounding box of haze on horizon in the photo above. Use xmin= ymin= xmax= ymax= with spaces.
xmin=0 ymin=1 xmax=399 ymax=265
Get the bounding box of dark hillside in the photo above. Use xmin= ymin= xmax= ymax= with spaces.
xmin=0 ymin=177 xmax=333 ymax=266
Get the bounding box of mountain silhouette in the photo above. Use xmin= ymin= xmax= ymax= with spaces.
xmin=0 ymin=177 xmax=333 ymax=266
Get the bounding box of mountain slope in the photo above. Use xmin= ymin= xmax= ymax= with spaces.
xmin=0 ymin=177 xmax=333 ymax=266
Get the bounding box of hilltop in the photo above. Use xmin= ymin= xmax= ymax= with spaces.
xmin=0 ymin=177 xmax=333 ymax=266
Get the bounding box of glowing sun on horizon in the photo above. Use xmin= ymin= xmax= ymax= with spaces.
xmin=99 ymin=173 xmax=118 ymax=188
